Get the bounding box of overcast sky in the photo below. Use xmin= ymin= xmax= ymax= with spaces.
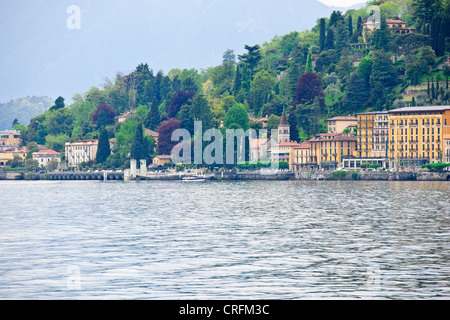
xmin=0 ymin=0 xmax=367 ymax=105
xmin=317 ymin=0 xmax=367 ymax=6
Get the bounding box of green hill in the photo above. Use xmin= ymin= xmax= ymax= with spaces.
xmin=0 ymin=96 xmax=53 ymax=130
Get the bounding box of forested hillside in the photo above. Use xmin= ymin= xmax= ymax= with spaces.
xmin=0 ymin=96 xmax=52 ymax=130
xmin=13 ymin=0 xmax=450 ymax=169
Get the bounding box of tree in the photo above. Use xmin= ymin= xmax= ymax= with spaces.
xmin=92 ymin=104 xmax=117 ymax=127
xmin=249 ymin=70 xmax=276 ymax=112
xmin=96 ymin=128 xmax=111 ymax=163
xmin=223 ymin=104 xmax=250 ymax=130
xmin=166 ymin=90 xmax=196 ymax=119
xmin=335 ymin=20 xmax=350 ymax=55
xmin=157 ymin=118 xmax=181 ymax=155
xmin=130 ymin=122 xmax=148 ymax=163
xmin=49 ymin=96 xmax=65 ymax=112
xmin=294 ymin=72 xmax=325 ymax=107
xmin=223 ymin=49 xmax=236 ymax=64
xmin=12 ymin=118 xmax=18 ymax=128
xmin=288 ymin=107 xmax=300 ymax=142
xmin=412 ymin=0 xmax=442 ymax=25
xmin=370 ymin=50 xmax=398 ymax=109
xmin=372 ymin=17 xmax=391 ymax=51
xmin=46 ymin=159 xmax=59 ymax=171
xmin=437 ymin=19 xmax=446 ymax=57
xmin=325 ymin=27 xmax=335 ymax=50
xmin=347 ymin=15 xmax=353 ymax=38
xmin=233 ymin=64 xmax=242 ymax=95
xmin=144 ymin=98 xmax=161 ymax=131
xmin=305 ymin=50 xmax=314 ymax=73
xmin=319 ymin=18 xmax=326 ymax=52
xmin=344 ymin=71 xmax=371 ymax=113
xmin=238 ymin=44 xmax=262 ymax=78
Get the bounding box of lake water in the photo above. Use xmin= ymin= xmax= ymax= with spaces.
xmin=0 ymin=180 xmax=449 ymax=299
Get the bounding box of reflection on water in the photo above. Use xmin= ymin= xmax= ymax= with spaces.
xmin=0 ymin=180 xmax=448 ymax=299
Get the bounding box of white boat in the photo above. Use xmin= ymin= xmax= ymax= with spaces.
xmin=182 ymin=176 xmax=206 ymax=182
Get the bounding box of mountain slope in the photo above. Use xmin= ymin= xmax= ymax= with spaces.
xmin=0 ymin=96 xmax=53 ymax=130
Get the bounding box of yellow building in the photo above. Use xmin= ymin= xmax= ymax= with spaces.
xmin=289 ymin=141 xmax=312 ymax=171
xmin=0 ymin=147 xmax=28 ymax=166
xmin=356 ymin=112 xmax=376 ymax=158
xmin=0 ymin=130 xmax=22 ymax=151
xmin=387 ymin=105 xmax=450 ymax=168
xmin=152 ymin=155 xmax=172 ymax=167
xmin=309 ymin=133 xmax=357 ymax=169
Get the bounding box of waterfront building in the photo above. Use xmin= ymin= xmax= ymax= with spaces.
xmin=0 ymin=147 xmax=28 ymax=166
xmin=271 ymin=109 xmax=301 ymax=162
xmin=65 ymin=140 xmax=98 ymax=167
xmin=347 ymin=111 xmax=390 ymax=169
xmin=326 ymin=116 xmax=357 ymax=134
xmin=0 ymin=130 xmax=22 ymax=151
xmin=356 ymin=112 xmax=376 ymax=158
xmin=373 ymin=111 xmax=390 ymax=158
xmin=289 ymin=141 xmax=312 ymax=171
xmin=152 ymin=155 xmax=172 ymax=167
xmin=277 ymin=109 xmax=290 ymax=144
xmin=309 ymin=133 xmax=357 ymax=169
xmin=387 ymin=105 xmax=450 ymax=168
xmin=444 ymin=137 xmax=450 ymax=163
xmin=32 ymin=149 xmax=61 ymax=167
xmin=442 ymin=137 xmax=450 ymax=163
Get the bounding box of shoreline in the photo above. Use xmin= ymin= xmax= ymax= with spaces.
xmin=1 ymin=171 xmax=449 ymax=182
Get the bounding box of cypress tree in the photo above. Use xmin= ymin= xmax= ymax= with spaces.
xmin=305 ymin=50 xmax=314 ymax=73
xmin=431 ymin=81 xmax=436 ymax=100
xmin=145 ymin=98 xmax=161 ymax=131
xmin=325 ymin=28 xmax=335 ymax=50
xmin=411 ymin=96 xmax=416 ymax=106
xmin=233 ymin=64 xmax=242 ymax=95
xmin=437 ymin=20 xmax=446 ymax=57
xmin=288 ymin=107 xmax=300 ymax=142
xmin=130 ymin=122 xmax=148 ymax=163
xmin=319 ymin=18 xmax=326 ymax=52
xmin=427 ymin=77 xmax=430 ymax=96
xmin=96 ymin=128 xmax=111 ymax=164
xmin=347 ymin=15 xmax=353 ymax=38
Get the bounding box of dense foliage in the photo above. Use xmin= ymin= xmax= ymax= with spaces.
xmin=12 ymin=0 xmax=450 ymax=169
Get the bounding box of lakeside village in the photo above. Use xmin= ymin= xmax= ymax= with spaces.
xmin=1 ymin=104 xmax=450 ymax=181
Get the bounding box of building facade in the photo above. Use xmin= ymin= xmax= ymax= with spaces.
xmin=372 ymin=111 xmax=389 ymax=158
xmin=65 ymin=140 xmax=98 ymax=167
xmin=309 ymin=133 xmax=357 ymax=169
xmin=356 ymin=112 xmax=376 ymax=158
xmin=32 ymin=149 xmax=61 ymax=167
xmin=289 ymin=141 xmax=311 ymax=171
xmin=326 ymin=116 xmax=357 ymax=134
xmin=0 ymin=130 xmax=22 ymax=151
xmin=444 ymin=138 xmax=450 ymax=163
xmin=387 ymin=106 xmax=450 ymax=168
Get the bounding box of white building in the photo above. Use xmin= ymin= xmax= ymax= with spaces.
xmin=32 ymin=149 xmax=61 ymax=167
xmin=65 ymin=140 xmax=98 ymax=167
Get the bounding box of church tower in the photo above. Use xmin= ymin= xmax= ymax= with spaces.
xmin=278 ymin=109 xmax=290 ymax=144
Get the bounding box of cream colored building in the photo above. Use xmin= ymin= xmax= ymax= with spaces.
xmin=0 ymin=147 xmax=28 ymax=166
xmin=326 ymin=116 xmax=357 ymax=134
xmin=65 ymin=140 xmax=98 ymax=167
xmin=152 ymin=155 xmax=172 ymax=167
xmin=33 ymin=149 xmax=61 ymax=167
